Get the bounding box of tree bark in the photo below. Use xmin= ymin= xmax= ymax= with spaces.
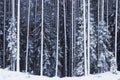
xmin=3 ymin=0 xmax=6 ymax=69
xmin=71 ymin=0 xmax=74 ymax=76
xmin=17 ymin=0 xmax=20 ymax=72
xmin=63 ymin=0 xmax=67 ymax=76
xmin=40 ymin=0 xmax=44 ymax=76
xmin=26 ymin=0 xmax=31 ymax=73
xmin=115 ymin=0 xmax=118 ymax=69
xmin=12 ymin=0 xmax=15 ymax=71
xmin=87 ymin=0 xmax=90 ymax=75
xmin=83 ymin=0 xmax=87 ymax=76
xmin=55 ymin=0 xmax=59 ymax=77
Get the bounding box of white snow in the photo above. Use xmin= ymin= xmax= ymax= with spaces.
xmin=0 ymin=69 xmax=120 ymax=80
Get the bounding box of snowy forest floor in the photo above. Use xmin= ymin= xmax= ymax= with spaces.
xmin=0 ymin=69 xmax=120 ymax=80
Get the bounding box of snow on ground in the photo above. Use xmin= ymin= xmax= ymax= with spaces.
xmin=0 ymin=69 xmax=120 ymax=80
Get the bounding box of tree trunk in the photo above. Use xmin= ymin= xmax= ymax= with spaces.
xmin=63 ymin=0 xmax=67 ymax=76
xmin=87 ymin=0 xmax=90 ymax=75
xmin=97 ymin=0 xmax=100 ymax=73
xmin=115 ymin=0 xmax=118 ymax=69
xmin=40 ymin=0 xmax=44 ymax=76
xmin=83 ymin=0 xmax=87 ymax=76
xmin=12 ymin=0 xmax=15 ymax=71
xmin=55 ymin=0 xmax=59 ymax=77
xmin=17 ymin=0 xmax=20 ymax=72
xmin=101 ymin=0 xmax=104 ymax=22
xmin=71 ymin=0 xmax=74 ymax=76
xmin=107 ymin=0 xmax=108 ymax=34
xmin=35 ymin=0 xmax=37 ymax=28
xmin=3 ymin=0 xmax=6 ymax=68
xmin=26 ymin=0 xmax=31 ymax=73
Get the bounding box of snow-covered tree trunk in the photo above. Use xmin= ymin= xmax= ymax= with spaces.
xmin=97 ymin=0 xmax=113 ymax=73
xmin=55 ymin=0 xmax=59 ymax=77
xmin=35 ymin=0 xmax=37 ymax=28
xmin=101 ymin=0 xmax=104 ymax=22
xmin=63 ymin=0 xmax=67 ymax=76
xmin=83 ymin=0 xmax=87 ymax=76
xmin=71 ymin=0 xmax=74 ymax=76
xmin=3 ymin=0 xmax=6 ymax=68
xmin=40 ymin=0 xmax=44 ymax=76
xmin=26 ymin=0 xmax=31 ymax=73
xmin=102 ymin=0 xmax=105 ymax=72
xmin=97 ymin=0 xmax=100 ymax=73
xmin=115 ymin=0 xmax=118 ymax=69
xmin=7 ymin=0 xmax=17 ymax=71
xmin=98 ymin=0 xmax=105 ymax=73
xmin=12 ymin=0 xmax=15 ymax=20
xmin=11 ymin=0 xmax=15 ymax=71
xmin=106 ymin=0 xmax=108 ymax=34
xmin=16 ymin=0 xmax=20 ymax=72
xmin=87 ymin=0 xmax=90 ymax=75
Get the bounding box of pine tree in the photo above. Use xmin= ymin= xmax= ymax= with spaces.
xmin=73 ymin=0 xmax=85 ymax=76
xmin=106 ymin=0 xmax=118 ymax=74
xmin=89 ymin=0 xmax=98 ymax=74
xmin=97 ymin=0 xmax=113 ymax=73
xmin=20 ymin=0 xmax=29 ymax=72
xmin=31 ymin=0 xmax=42 ymax=75
xmin=7 ymin=0 xmax=17 ymax=71
xmin=26 ymin=0 xmax=39 ymax=74
xmin=43 ymin=0 xmax=57 ymax=77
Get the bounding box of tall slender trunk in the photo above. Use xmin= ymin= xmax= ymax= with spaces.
xmin=3 ymin=0 xmax=6 ymax=68
xmin=101 ymin=0 xmax=104 ymax=22
xmin=26 ymin=0 xmax=30 ymax=73
xmin=34 ymin=0 xmax=37 ymax=73
xmin=55 ymin=0 xmax=59 ymax=77
xmin=40 ymin=0 xmax=44 ymax=76
xmin=83 ymin=0 xmax=87 ymax=76
xmin=71 ymin=0 xmax=74 ymax=76
xmin=115 ymin=0 xmax=118 ymax=68
xmin=35 ymin=0 xmax=37 ymax=28
xmin=102 ymin=0 xmax=105 ymax=72
xmin=9 ymin=0 xmax=10 ymax=17
xmin=63 ymin=0 xmax=67 ymax=76
xmin=107 ymin=0 xmax=108 ymax=34
xmin=12 ymin=0 xmax=15 ymax=71
xmin=12 ymin=0 xmax=15 ymax=19
xmin=17 ymin=0 xmax=20 ymax=72
xmin=87 ymin=0 xmax=90 ymax=75
xmin=97 ymin=0 xmax=100 ymax=73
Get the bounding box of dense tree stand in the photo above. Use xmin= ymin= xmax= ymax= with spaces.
xmin=0 ymin=0 xmax=119 ymax=78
